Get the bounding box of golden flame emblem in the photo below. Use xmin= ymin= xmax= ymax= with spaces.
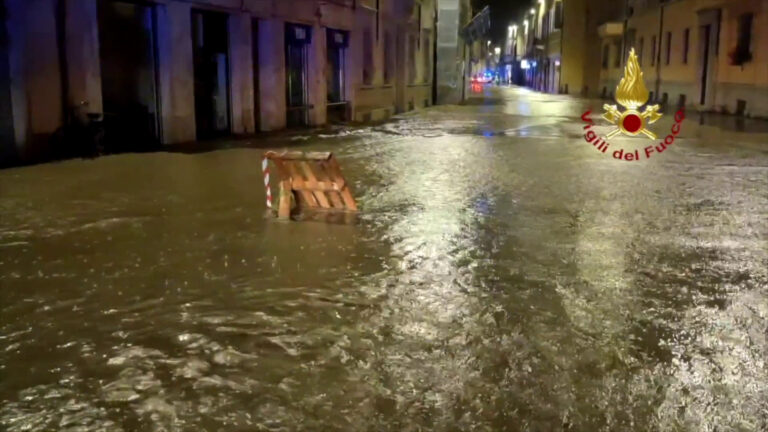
xmin=602 ymin=48 xmax=662 ymax=140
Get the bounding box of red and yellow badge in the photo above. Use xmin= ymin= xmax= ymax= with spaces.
xmin=602 ymin=48 xmax=662 ymax=140
xmin=581 ymin=48 xmax=685 ymax=161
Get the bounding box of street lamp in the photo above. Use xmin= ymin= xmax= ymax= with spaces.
xmin=494 ymin=47 xmax=501 ymax=55
xmin=530 ymin=8 xmax=536 ymax=15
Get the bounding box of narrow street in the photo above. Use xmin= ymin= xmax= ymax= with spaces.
xmin=1 ymin=86 xmax=767 ymax=431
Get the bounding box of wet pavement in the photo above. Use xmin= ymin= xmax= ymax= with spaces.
xmin=1 ymin=86 xmax=767 ymax=431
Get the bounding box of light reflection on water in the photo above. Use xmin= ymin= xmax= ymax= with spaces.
xmin=1 ymin=87 xmax=767 ymax=431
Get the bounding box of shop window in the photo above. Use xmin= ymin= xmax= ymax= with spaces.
xmin=682 ymin=28 xmax=689 ymax=64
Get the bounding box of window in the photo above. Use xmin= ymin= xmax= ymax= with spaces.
xmin=383 ymin=32 xmax=393 ymax=84
xmin=625 ymin=33 xmax=635 ymax=63
xmin=638 ymin=37 xmax=644 ymax=65
xmin=651 ymin=35 xmax=656 ymax=66
xmin=614 ymin=41 xmax=622 ymax=67
xmin=682 ymin=28 xmax=690 ymax=64
xmin=547 ymin=7 xmax=554 ymax=33
xmin=362 ymin=19 xmax=374 ymax=85
xmin=554 ymin=1 xmax=563 ymax=29
xmin=736 ymin=13 xmax=754 ymax=61
xmin=417 ymin=5 xmax=422 ymax=48
xmin=326 ymin=29 xmax=347 ymax=104
xmin=602 ymin=44 xmax=610 ymax=69
xmin=665 ymin=31 xmax=671 ymax=65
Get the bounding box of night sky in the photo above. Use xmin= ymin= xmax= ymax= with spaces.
xmin=472 ymin=0 xmax=531 ymax=44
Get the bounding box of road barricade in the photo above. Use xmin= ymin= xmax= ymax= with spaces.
xmin=263 ymin=151 xmax=357 ymax=220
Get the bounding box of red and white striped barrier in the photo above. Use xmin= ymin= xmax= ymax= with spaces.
xmin=262 ymin=157 xmax=272 ymax=209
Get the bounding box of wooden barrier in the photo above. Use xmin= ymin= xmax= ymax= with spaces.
xmin=264 ymin=151 xmax=357 ymax=220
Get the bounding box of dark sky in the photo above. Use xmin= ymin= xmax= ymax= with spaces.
xmin=472 ymin=0 xmax=529 ymax=44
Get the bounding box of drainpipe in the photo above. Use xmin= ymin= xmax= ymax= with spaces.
xmin=654 ymin=1 xmax=664 ymax=102
xmin=558 ymin=3 xmax=564 ymax=93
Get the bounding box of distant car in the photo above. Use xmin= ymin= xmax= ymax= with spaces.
xmin=472 ymin=73 xmax=493 ymax=84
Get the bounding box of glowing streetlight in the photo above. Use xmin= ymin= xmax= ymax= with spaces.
xmin=530 ymin=8 xmax=536 ymax=14
xmin=494 ymin=47 xmax=501 ymax=55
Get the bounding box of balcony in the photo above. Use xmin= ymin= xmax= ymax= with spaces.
xmin=461 ymin=6 xmax=491 ymax=43
xmin=598 ymin=22 xmax=625 ymax=38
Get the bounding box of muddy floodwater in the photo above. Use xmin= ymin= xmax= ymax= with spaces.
xmin=1 ymin=87 xmax=767 ymax=431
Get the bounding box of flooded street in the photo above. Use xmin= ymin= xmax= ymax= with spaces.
xmin=1 ymin=86 xmax=767 ymax=431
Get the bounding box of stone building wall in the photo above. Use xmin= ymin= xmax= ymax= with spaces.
xmin=0 ymin=0 xmax=448 ymax=165
xmin=598 ymin=0 xmax=768 ymax=117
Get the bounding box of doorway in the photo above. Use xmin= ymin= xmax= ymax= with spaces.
xmin=0 ymin=0 xmax=15 ymax=164
xmin=192 ymin=10 xmax=230 ymax=139
xmin=251 ymin=19 xmax=260 ymax=131
xmin=326 ymin=28 xmax=348 ymax=123
xmin=285 ymin=23 xmax=311 ymax=127
xmin=98 ymin=0 xmax=160 ymax=152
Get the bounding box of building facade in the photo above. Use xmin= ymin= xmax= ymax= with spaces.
xmin=598 ymin=0 xmax=768 ymax=117
xmin=529 ymin=0 xmax=624 ymax=96
xmin=0 ymin=0 xmax=473 ymax=166
xmin=507 ymin=0 xmax=767 ymax=117
xmin=436 ymin=0 xmax=475 ymax=104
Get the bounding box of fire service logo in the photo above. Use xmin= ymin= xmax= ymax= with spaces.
xmin=581 ymin=48 xmax=685 ymax=161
